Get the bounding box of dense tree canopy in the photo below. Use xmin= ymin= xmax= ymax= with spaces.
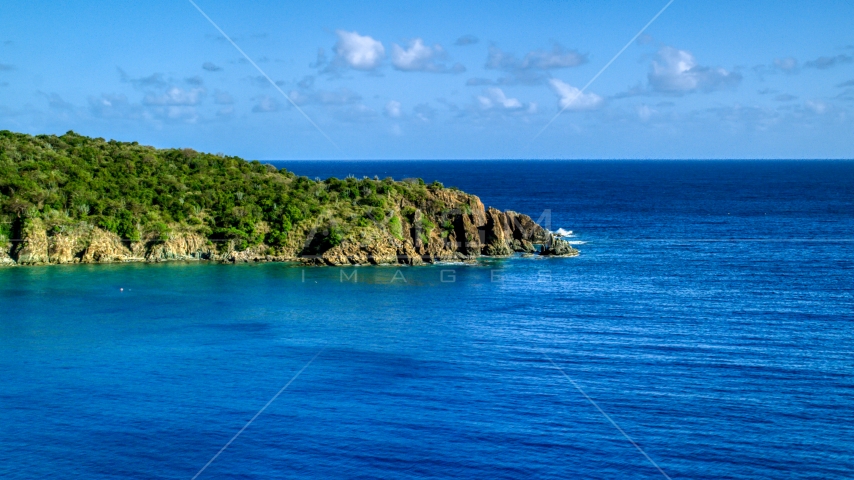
xmin=0 ymin=130 xmax=439 ymax=251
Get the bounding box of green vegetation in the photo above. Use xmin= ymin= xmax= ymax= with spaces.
xmin=419 ymin=216 xmax=435 ymax=244
xmin=0 ymin=130 xmax=440 ymax=252
xmin=440 ymin=219 xmax=455 ymax=238
xmin=0 ymin=219 xmax=10 ymax=248
xmin=388 ymin=215 xmax=404 ymax=240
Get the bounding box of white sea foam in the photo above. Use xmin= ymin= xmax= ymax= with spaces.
xmin=554 ymin=228 xmax=574 ymax=237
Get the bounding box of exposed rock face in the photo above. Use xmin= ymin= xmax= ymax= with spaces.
xmin=454 ymin=214 xmax=483 ymax=256
xmin=411 ymin=209 xmax=425 ymax=253
xmin=0 ymin=248 xmax=14 ymax=266
xmin=0 ymin=190 xmax=578 ymax=268
xmin=512 ymin=239 xmax=535 ymax=253
xmin=307 ymin=192 xmax=578 ymax=265
xmin=312 ymin=226 xmax=424 ymax=266
xmin=220 ymin=243 xmax=277 ymax=264
xmin=482 ymin=208 xmax=513 ymax=256
xmin=146 ymin=232 xmax=210 ymax=262
xmin=541 ymin=234 xmax=579 ymax=257
xmin=49 ymin=230 xmax=87 ymax=264
xmin=82 ymin=228 xmax=134 ymax=263
xmin=14 ymin=218 xmax=49 ymax=265
xmin=503 ymin=210 xmax=549 ymax=244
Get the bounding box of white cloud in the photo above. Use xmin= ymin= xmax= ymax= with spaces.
xmin=478 ymin=88 xmax=523 ymax=110
xmin=392 ymin=39 xmax=436 ymax=70
xmin=648 ymin=47 xmax=741 ymax=94
xmin=805 ymin=100 xmax=828 ymax=114
xmin=385 ymin=100 xmax=402 ymax=118
xmin=143 ymin=87 xmax=205 ymax=106
xmin=473 ymin=88 xmax=537 ymax=116
xmin=159 ymin=106 xmax=200 ymax=123
xmin=391 ymin=39 xmax=465 ymax=73
xmin=252 ymin=95 xmax=281 ymax=113
xmin=333 ymin=30 xmax=385 ymax=71
xmin=548 ymin=79 xmax=603 ymax=111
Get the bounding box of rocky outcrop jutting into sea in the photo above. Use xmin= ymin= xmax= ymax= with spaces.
xmin=0 ymin=130 xmax=578 ymax=268
xmin=1 ymin=188 xmax=577 ymax=267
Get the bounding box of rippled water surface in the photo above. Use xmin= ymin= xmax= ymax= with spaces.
xmin=1 ymin=160 xmax=853 ymax=479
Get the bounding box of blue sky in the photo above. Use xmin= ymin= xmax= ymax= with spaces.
xmin=1 ymin=0 xmax=852 ymax=159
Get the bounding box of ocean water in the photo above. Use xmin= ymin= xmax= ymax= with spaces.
xmin=1 ymin=160 xmax=853 ymax=479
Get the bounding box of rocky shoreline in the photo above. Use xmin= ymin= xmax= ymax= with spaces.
xmin=1 ymin=189 xmax=577 ymax=268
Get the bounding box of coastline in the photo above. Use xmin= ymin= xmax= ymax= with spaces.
xmin=0 ymin=203 xmax=578 ymax=268
xmin=0 ymin=131 xmax=578 ymax=269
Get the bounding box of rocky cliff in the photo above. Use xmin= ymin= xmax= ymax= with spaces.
xmin=1 ymin=188 xmax=577 ymax=268
xmin=0 ymin=130 xmax=579 ymax=268
xmin=298 ymin=187 xmax=577 ymax=266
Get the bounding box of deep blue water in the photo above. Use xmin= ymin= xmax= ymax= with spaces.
xmin=1 ymin=160 xmax=853 ymax=479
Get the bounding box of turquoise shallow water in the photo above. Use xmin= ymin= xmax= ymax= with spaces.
xmin=1 ymin=161 xmax=853 ymax=479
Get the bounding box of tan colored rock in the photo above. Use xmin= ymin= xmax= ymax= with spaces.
xmin=541 ymin=234 xmax=579 ymax=257
xmin=316 ymin=224 xmax=427 ymax=266
xmin=81 ymin=228 xmax=133 ymax=263
xmin=505 ymin=211 xmax=548 ymax=244
xmin=482 ymin=207 xmax=513 ymax=256
xmin=396 ymin=241 xmax=424 ymax=266
xmin=14 ymin=218 xmax=49 ymax=265
xmin=512 ymin=239 xmax=535 ymax=253
xmin=49 ymin=234 xmax=78 ymax=264
xmin=468 ymin=195 xmax=487 ymax=228
xmin=411 ymin=209 xmax=424 ymax=253
xmin=146 ymin=232 xmax=211 ymax=262
xmin=130 ymin=242 xmax=147 ymax=258
xmin=222 ymin=243 xmax=270 ymax=263
xmin=425 ymin=190 xmax=486 ymax=225
xmin=419 ymin=228 xmax=458 ymax=262
xmin=0 ymin=249 xmax=15 ymax=266
xmin=321 ymin=230 xmax=398 ymax=265
xmin=454 ymin=214 xmax=483 ymax=255
xmin=49 ymin=228 xmax=92 ymax=264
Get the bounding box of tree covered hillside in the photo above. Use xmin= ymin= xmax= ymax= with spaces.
xmin=0 ymin=130 xmax=440 ymax=252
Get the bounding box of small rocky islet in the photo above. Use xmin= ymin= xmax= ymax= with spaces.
xmin=0 ymin=130 xmax=577 ymax=267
